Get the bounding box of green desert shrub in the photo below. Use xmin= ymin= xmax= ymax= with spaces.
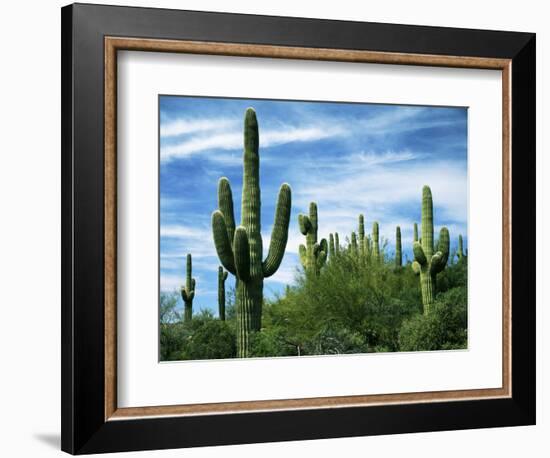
xmin=181 ymin=319 xmax=236 ymax=360
xmin=399 ymin=287 xmax=467 ymax=351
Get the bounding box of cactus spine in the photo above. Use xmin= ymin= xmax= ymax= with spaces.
xmin=212 ymin=108 xmax=292 ymax=358
xmin=180 ymin=253 xmax=195 ymax=322
xmin=299 ymin=202 xmax=327 ymax=275
xmin=395 ymin=226 xmax=402 ymax=267
xmin=412 ymin=186 xmax=450 ymax=314
xmin=218 ymin=266 xmax=228 ymax=321
xmin=372 ymin=222 xmax=380 ymax=262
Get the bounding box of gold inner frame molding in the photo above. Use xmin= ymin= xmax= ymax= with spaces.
xmin=104 ymin=36 xmax=512 ymax=421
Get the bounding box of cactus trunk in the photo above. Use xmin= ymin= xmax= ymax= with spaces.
xmin=329 ymin=233 xmax=335 ymax=258
xmin=458 ymin=234 xmax=466 ymax=261
xmin=218 ymin=266 xmax=228 ymax=321
xmin=299 ymin=202 xmax=327 ymax=276
xmin=212 ymin=108 xmax=291 ymax=357
xmin=358 ymin=214 xmax=365 ymax=257
xmin=412 ymin=186 xmax=449 ymax=314
xmin=395 ymin=226 xmax=402 ymax=267
xmin=180 ymin=253 xmax=195 ymax=322
xmin=372 ymin=222 xmax=380 ymax=262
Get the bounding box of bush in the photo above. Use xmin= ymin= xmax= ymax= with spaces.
xmin=399 ymin=287 xmax=467 ymax=351
xmin=181 ymin=320 xmax=236 ymax=360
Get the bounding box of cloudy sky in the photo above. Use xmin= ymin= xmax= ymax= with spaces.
xmin=159 ymin=95 xmax=468 ymax=315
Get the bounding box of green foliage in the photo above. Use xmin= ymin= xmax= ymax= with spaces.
xmin=160 ymin=307 xmax=236 ymax=361
xmin=399 ymin=287 xmax=467 ymax=351
xmin=212 ymin=108 xmax=292 ymax=357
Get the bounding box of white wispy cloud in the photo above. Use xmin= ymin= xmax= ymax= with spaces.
xmin=160 ymin=121 xmax=342 ymax=162
xmin=160 ymin=117 xmax=237 ymax=137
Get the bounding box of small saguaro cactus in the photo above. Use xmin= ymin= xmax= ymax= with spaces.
xmin=395 ymin=226 xmax=402 ymax=268
xmin=218 ymin=266 xmax=228 ymax=321
xmin=358 ymin=214 xmax=365 ymax=257
xmin=212 ymin=108 xmax=292 ymax=358
xmin=334 ymin=232 xmax=340 ymax=255
xmin=329 ymin=233 xmax=335 ymax=258
xmin=372 ymin=222 xmax=380 ymax=262
xmin=412 ymin=186 xmax=450 ymax=314
xmin=299 ymin=202 xmax=328 ymax=276
xmin=350 ymin=232 xmax=358 ymax=256
xmin=457 ymin=234 xmax=467 ymax=262
xmin=180 ymin=253 xmax=196 ymax=322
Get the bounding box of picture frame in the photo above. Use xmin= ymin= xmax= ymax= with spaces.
xmin=61 ymin=3 xmax=535 ymax=454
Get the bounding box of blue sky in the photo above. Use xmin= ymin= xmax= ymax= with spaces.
xmin=159 ymin=96 xmax=468 ymax=315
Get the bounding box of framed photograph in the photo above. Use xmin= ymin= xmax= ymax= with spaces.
xmin=61 ymin=3 xmax=536 ymax=454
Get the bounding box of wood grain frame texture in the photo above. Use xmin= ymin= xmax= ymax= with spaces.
xmin=104 ymin=37 xmax=512 ymax=421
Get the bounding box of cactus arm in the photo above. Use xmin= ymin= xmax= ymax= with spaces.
xmin=263 ymin=183 xmax=292 ymax=277
xmin=212 ymin=210 xmax=236 ymax=274
xmin=413 ymin=241 xmax=427 ymax=266
xmin=334 ymin=233 xmax=340 ymax=254
xmin=298 ymin=214 xmax=311 ymax=235
xmin=234 ymin=227 xmax=251 ymax=282
xmin=438 ymin=227 xmax=450 ymax=265
xmin=319 ymin=238 xmax=328 ymax=254
xmin=421 ymin=186 xmax=434 ymax=258
xmin=181 ymin=288 xmax=189 ymax=302
xmin=412 ymin=261 xmax=421 ymax=275
xmin=317 ymin=250 xmax=327 ymax=270
xmin=413 ymin=222 xmax=419 ymax=243
xmin=299 ymin=244 xmax=307 ymax=268
xmin=218 ymin=177 xmax=236 ymax=243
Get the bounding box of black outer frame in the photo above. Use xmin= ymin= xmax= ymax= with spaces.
xmin=61 ymin=3 xmax=535 ymax=454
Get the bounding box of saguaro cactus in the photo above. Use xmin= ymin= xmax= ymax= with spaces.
xmin=218 ymin=266 xmax=228 ymax=321
xmin=457 ymin=234 xmax=467 ymax=262
xmin=350 ymin=232 xmax=358 ymax=256
xmin=180 ymin=253 xmax=195 ymax=322
xmin=395 ymin=226 xmax=402 ymax=268
xmin=334 ymin=232 xmax=340 ymax=255
xmin=372 ymin=222 xmax=380 ymax=262
xmin=329 ymin=233 xmax=335 ymax=258
xmin=299 ymin=202 xmax=327 ymax=275
xmin=412 ymin=186 xmax=450 ymax=314
xmin=358 ymin=214 xmax=365 ymax=257
xmin=212 ymin=108 xmax=292 ymax=358
xmin=413 ymin=222 xmax=418 ymax=242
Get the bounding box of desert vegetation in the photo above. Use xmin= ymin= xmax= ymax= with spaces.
xmin=160 ymin=107 xmax=468 ymax=361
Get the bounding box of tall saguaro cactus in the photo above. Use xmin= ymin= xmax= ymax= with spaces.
xmin=218 ymin=266 xmax=228 ymax=321
xmin=395 ymin=226 xmax=402 ymax=268
xmin=212 ymin=108 xmax=292 ymax=358
xmin=180 ymin=253 xmax=196 ymax=322
xmin=299 ymin=202 xmax=327 ymax=275
xmin=372 ymin=222 xmax=380 ymax=262
xmin=412 ymin=186 xmax=450 ymax=314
